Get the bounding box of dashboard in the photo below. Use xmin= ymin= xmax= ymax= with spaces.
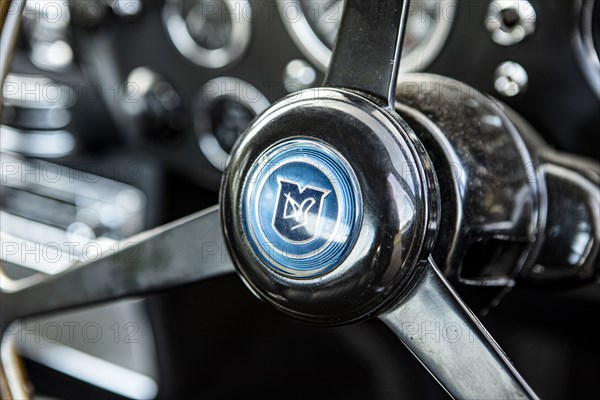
xmin=4 ymin=0 xmax=598 ymax=193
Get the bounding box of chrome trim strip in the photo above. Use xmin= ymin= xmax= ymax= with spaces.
xmin=1 ymin=323 xmax=30 ymax=400
xmin=0 ymin=0 xmax=25 ymax=86
xmin=18 ymin=333 xmax=158 ymax=400
xmin=1 ymin=2 xmax=30 ymax=395
xmin=0 ymin=125 xmax=75 ymax=157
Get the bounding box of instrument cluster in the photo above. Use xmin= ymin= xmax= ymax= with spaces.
xmin=3 ymin=0 xmax=599 ymax=191
xmin=159 ymin=0 xmax=599 ymax=182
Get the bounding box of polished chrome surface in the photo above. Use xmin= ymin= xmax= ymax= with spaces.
xmin=494 ymin=61 xmax=529 ymax=97
xmin=2 ymin=73 xmax=76 ymax=109
xmin=15 ymin=299 xmax=158 ymax=400
xmin=195 ymin=77 xmax=269 ymax=171
xmin=0 ymin=0 xmax=25 ymax=91
xmin=2 ymin=73 xmax=77 ymax=157
xmin=380 ymin=257 xmax=539 ymax=399
xmin=22 ymin=0 xmax=73 ymax=71
xmin=278 ymin=0 xmax=456 ymax=73
xmin=1 ymin=326 xmax=29 ymax=399
xmin=0 ymin=206 xmax=235 ymax=327
xmin=1 ymin=152 xmax=146 ymax=274
xmin=485 ymin=0 xmax=536 ymax=46
xmin=1 ymin=3 xmax=28 ymax=397
xmin=1 ymin=205 xmax=230 ymax=398
xmin=19 ymin=337 xmax=157 ymax=399
xmin=573 ymin=0 xmax=599 ymax=98
xmin=221 ymin=2 xmax=538 ymax=396
xmin=0 ymin=126 xmax=75 ymax=157
xmin=110 ymin=0 xmax=143 ymax=18
xmin=162 ymin=0 xmax=251 ymax=69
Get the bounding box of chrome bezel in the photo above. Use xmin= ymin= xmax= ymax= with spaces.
xmin=573 ymin=0 xmax=599 ymax=98
xmin=194 ymin=77 xmax=270 ymax=171
xmin=485 ymin=0 xmax=537 ymax=46
xmin=162 ymin=0 xmax=252 ymax=69
xmin=277 ymin=0 xmax=457 ymax=73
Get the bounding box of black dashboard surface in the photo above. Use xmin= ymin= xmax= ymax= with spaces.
xmin=43 ymin=0 xmax=598 ymax=189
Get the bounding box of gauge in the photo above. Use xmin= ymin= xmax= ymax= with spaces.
xmin=163 ymin=0 xmax=251 ymax=69
xmin=278 ymin=0 xmax=456 ymax=72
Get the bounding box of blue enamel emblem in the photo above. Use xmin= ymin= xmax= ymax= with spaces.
xmin=242 ymin=139 xmax=362 ymax=277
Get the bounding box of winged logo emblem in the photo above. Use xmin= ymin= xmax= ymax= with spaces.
xmin=272 ymin=178 xmax=330 ymax=242
xmin=283 ymin=193 xmax=317 ymax=231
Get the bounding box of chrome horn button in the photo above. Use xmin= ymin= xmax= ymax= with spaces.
xmin=242 ymin=138 xmax=363 ymax=278
xmin=221 ymin=88 xmax=438 ymax=325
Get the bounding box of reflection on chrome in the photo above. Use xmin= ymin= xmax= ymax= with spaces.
xmin=387 ymin=175 xmax=416 ymax=234
xmin=485 ymin=0 xmax=536 ymax=46
xmin=195 ymin=77 xmax=270 ymax=170
xmin=278 ymin=0 xmax=457 ymax=72
xmin=258 ymin=216 xmax=350 ymax=257
xmin=17 ymin=328 xmax=158 ymax=400
xmin=163 ymin=0 xmax=252 ymax=68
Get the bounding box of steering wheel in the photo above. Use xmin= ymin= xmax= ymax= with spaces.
xmin=1 ymin=1 xmax=598 ymax=399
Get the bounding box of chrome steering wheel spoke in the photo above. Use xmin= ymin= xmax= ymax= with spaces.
xmin=1 ymin=206 xmax=235 ymax=332
xmin=379 ymin=257 xmax=539 ymax=399
xmin=325 ymin=0 xmax=410 ymax=106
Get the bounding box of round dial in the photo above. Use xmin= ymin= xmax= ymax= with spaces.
xmin=278 ymin=0 xmax=456 ymax=72
xmin=181 ymin=0 xmax=233 ymax=50
xmin=163 ymin=0 xmax=251 ymax=68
